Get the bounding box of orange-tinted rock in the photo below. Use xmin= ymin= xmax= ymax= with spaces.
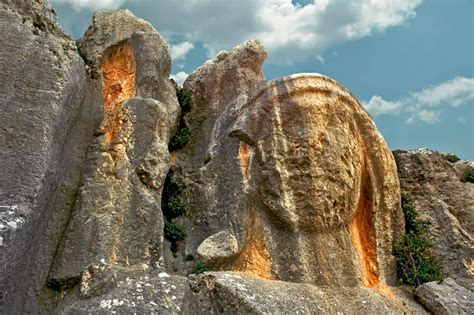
xmin=179 ymin=42 xmax=403 ymax=289
xmin=48 ymin=9 xmax=179 ymax=286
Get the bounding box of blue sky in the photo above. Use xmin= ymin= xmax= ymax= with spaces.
xmin=51 ymin=0 xmax=473 ymax=159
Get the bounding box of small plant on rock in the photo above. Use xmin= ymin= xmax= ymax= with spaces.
xmin=169 ymin=127 xmax=190 ymax=151
xmin=445 ymin=153 xmax=461 ymax=163
xmin=177 ymin=88 xmax=193 ymax=115
xmin=164 ymin=220 xmax=187 ymax=243
xmin=169 ymin=88 xmax=193 ymax=151
xmin=461 ymin=166 xmax=474 ymax=183
xmin=191 ymin=261 xmax=209 ymax=274
xmin=163 ymin=195 xmax=187 ymax=219
xmin=393 ymin=193 xmax=443 ymax=287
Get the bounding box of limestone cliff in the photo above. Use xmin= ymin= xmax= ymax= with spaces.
xmin=0 ymin=1 xmax=469 ymax=314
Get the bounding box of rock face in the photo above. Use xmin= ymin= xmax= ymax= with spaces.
xmin=2 ymin=1 xmax=467 ymax=314
xmin=0 ymin=4 xmax=178 ymax=313
xmin=177 ymin=41 xmax=404 ymax=289
xmin=415 ymin=278 xmax=474 ymax=314
xmin=183 ymin=272 xmax=428 ymax=314
xmin=0 ymin=0 xmax=101 ymax=312
xmin=49 ymin=8 xmax=179 ymax=289
xmin=394 ymin=149 xmax=474 ymax=291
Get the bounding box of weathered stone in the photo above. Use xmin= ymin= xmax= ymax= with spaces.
xmin=178 ymin=41 xmax=403 ymax=289
xmin=3 ymin=2 xmax=466 ymax=313
xmin=415 ymin=278 xmax=474 ymax=314
xmin=0 ymin=0 xmax=101 ymax=312
xmin=80 ymin=264 xmax=118 ymax=299
xmin=48 ymin=9 xmax=180 ymax=287
xmin=197 ymin=231 xmax=239 ymax=266
xmin=183 ymin=272 xmax=428 ymax=314
xmin=394 ymin=149 xmax=474 ymax=290
xmin=59 ymin=268 xmax=188 ymax=314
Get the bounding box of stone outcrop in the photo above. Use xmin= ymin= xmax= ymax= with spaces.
xmin=1 ymin=1 xmax=470 ymax=313
xmin=49 ymin=8 xmax=179 ymax=289
xmin=0 ymin=0 xmax=101 ymax=312
xmin=177 ymin=41 xmax=404 ymax=290
xmin=0 ymin=4 xmax=179 ymax=313
xmin=414 ymin=278 xmax=474 ymax=314
xmin=394 ymin=149 xmax=474 ymax=291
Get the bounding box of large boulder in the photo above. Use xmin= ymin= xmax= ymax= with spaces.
xmin=176 ymin=41 xmax=404 ymax=289
xmin=415 ymin=278 xmax=474 ymax=314
xmin=393 ymin=149 xmax=474 ymax=290
xmin=0 ymin=0 xmax=101 ymax=312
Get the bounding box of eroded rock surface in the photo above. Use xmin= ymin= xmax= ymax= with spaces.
xmin=0 ymin=0 xmax=101 ymax=312
xmin=2 ymin=1 xmax=465 ymax=314
xmin=415 ymin=278 xmax=474 ymax=314
xmin=394 ymin=149 xmax=474 ymax=290
xmin=59 ymin=268 xmax=188 ymax=314
xmin=49 ymin=9 xmax=179 ymax=288
xmin=183 ymin=272 xmax=427 ymax=314
xmin=177 ymin=41 xmax=403 ymax=289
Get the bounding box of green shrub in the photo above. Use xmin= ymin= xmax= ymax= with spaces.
xmin=445 ymin=153 xmax=461 ymax=163
xmin=162 ymin=171 xmax=185 ymax=196
xmin=169 ymin=126 xmax=190 ymax=151
xmin=185 ymin=254 xmax=194 ymax=261
xmin=393 ymin=193 xmax=443 ymax=287
xmin=164 ymin=220 xmax=187 ymax=242
xmin=169 ymin=89 xmax=194 ymax=152
xmin=163 ymin=195 xmax=187 ymax=219
xmin=177 ymin=88 xmax=193 ymax=115
xmin=191 ymin=261 xmax=209 ymax=274
xmin=461 ymin=167 xmax=474 ymax=183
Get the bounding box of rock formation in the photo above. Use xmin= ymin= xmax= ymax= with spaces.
xmin=0 ymin=0 xmax=101 ymax=311
xmin=0 ymin=1 xmax=471 ymax=313
xmin=48 ymin=8 xmax=179 ymax=290
xmin=414 ymin=277 xmax=474 ymax=314
xmin=394 ymin=148 xmax=474 ymax=291
xmin=177 ymin=41 xmax=403 ymax=289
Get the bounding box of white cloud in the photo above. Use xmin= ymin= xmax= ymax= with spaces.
xmin=411 ymin=76 xmax=474 ymax=107
xmin=364 ymin=95 xmax=402 ymax=116
xmin=363 ymin=77 xmax=474 ymax=124
xmin=50 ymin=0 xmax=125 ymax=10
xmin=121 ymin=0 xmax=422 ymax=63
xmin=170 ymin=71 xmax=189 ymax=87
xmin=170 ymin=41 xmax=194 ymax=60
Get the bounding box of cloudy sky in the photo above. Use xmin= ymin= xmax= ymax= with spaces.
xmin=50 ymin=0 xmax=473 ymax=159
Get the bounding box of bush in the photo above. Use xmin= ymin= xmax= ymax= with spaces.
xmin=185 ymin=254 xmax=194 ymax=261
xmin=162 ymin=171 xmax=185 ymax=197
xmin=461 ymin=167 xmax=474 ymax=183
xmin=191 ymin=261 xmax=209 ymax=274
xmin=393 ymin=193 xmax=443 ymax=287
xmin=445 ymin=153 xmax=461 ymax=163
xmin=169 ymin=126 xmax=190 ymax=151
xmin=177 ymin=89 xmax=193 ymax=115
xmin=163 ymin=195 xmax=187 ymax=219
xmin=164 ymin=221 xmax=187 ymax=242
xmin=169 ymin=89 xmax=193 ymax=152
